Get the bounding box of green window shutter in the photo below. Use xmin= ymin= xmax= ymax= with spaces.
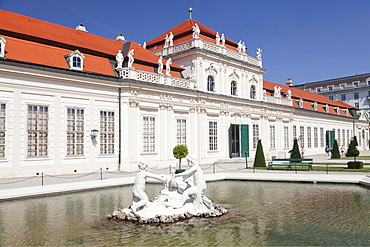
xmin=241 ymin=124 xmax=249 ymax=157
xmin=228 ymin=125 xmax=233 ymax=158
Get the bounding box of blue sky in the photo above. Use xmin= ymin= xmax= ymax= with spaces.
xmin=1 ymin=0 xmax=369 ymax=85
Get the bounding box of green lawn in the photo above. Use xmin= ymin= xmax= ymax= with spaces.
xmin=255 ymin=165 xmax=370 ymax=172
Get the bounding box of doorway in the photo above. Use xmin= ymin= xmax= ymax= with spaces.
xmin=229 ymin=124 xmax=249 ymax=158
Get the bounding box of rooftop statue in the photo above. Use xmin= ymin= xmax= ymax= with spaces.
xmin=274 ymin=85 xmax=282 ymax=98
xmin=166 ymin=58 xmax=172 ymax=76
xmin=237 ymin=41 xmax=242 ymax=52
xmin=109 ymin=155 xmax=227 ymax=224
xmin=115 ymin=50 xmax=124 ymax=69
xmin=192 ymin=23 xmax=200 ymax=38
xmin=215 ymin=32 xmax=220 ymax=45
xmin=241 ymin=42 xmax=246 ymax=53
xmin=286 ymin=89 xmax=292 ymax=100
xmin=221 ymin=33 xmax=225 ymax=47
xmin=169 ymin=32 xmax=174 ymax=46
xmin=142 ymin=42 xmax=146 ymax=49
xmin=164 ymin=34 xmax=169 ymax=48
xmin=158 ymin=56 xmax=163 ymax=74
xmin=127 ymin=49 xmax=134 ymax=68
xmin=256 ymin=48 xmax=262 ymax=59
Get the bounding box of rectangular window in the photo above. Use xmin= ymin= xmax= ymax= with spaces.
xmin=327 ymin=86 xmax=333 ymax=91
xmin=347 ymin=129 xmax=350 ymax=145
xmin=338 ymin=129 xmax=341 ymax=146
xmin=253 ymin=124 xmax=259 ymax=149
xmin=293 ymin=125 xmax=297 ymax=140
xmin=270 ymin=125 xmax=275 ymax=149
xmin=307 ymin=127 xmax=312 ymax=148
xmin=368 ymin=91 xmax=370 ymax=97
xmin=342 ymin=129 xmax=346 ymax=146
xmin=284 ymin=126 xmax=289 ymax=148
xmin=67 ymin=108 xmax=84 ymax=155
xmin=328 ymin=96 xmax=334 ymax=100
xmin=0 ymin=103 xmax=5 ymax=158
xmin=314 ymin=127 xmax=318 ymax=148
xmin=100 ymin=111 xmax=115 ymax=155
xmin=143 ymin=116 xmax=155 ymax=153
xmin=358 ymin=131 xmax=361 ymax=146
xmin=354 ymin=92 xmax=359 ymax=99
xmin=341 ymin=94 xmax=346 ymax=101
xmin=300 ymin=126 xmax=304 ymax=147
xmin=28 ymin=105 xmax=48 ymax=157
xmin=320 ymin=127 xmax=324 ymax=147
xmin=316 ymin=87 xmax=322 ymax=93
xmin=340 ymin=84 xmax=346 ymax=89
xmin=353 ymin=82 xmax=359 ymax=87
xmin=176 ymin=119 xmax=187 ymax=145
xmin=209 ymin=121 xmax=218 ymax=151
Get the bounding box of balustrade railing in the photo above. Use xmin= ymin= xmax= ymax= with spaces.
xmin=264 ymin=95 xmax=292 ymax=106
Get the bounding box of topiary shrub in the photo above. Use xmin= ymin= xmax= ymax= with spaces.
xmin=346 ymin=136 xmax=359 ymax=157
xmin=347 ymin=161 xmax=363 ymax=169
xmin=290 ymin=138 xmax=302 ymax=162
xmin=253 ymin=140 xmax=266 ymax=167
xmin=331 ymin=139 xmax=341 ymax=159
xmin=173 ymin=145 xmax=189 ymax=169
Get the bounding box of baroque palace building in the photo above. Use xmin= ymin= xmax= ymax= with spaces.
xmin=0 ymin=10 xmax=368 ymax=178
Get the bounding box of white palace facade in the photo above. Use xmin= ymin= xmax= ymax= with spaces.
xmin=0 ymin=10 xmax=368 ymax=178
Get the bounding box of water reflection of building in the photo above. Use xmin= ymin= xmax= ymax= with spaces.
xmin=0 ymin=10 xmax=368 ymax=178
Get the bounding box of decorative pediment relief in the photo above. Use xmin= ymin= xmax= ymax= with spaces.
xmin=229 ymin=69 xmax=239 ymax=81
xmin=249 ymin=75 xmax=258 ymax=85
xmin=205 ymin=63 xmax=218 ymax=76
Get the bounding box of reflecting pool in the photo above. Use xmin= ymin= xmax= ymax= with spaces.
xmin=0 ymin=181 xmax=369 ymax=246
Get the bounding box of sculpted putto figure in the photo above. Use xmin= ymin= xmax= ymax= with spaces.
xmin=128 ymin=49 xmax=134 ymax=68
xmin=173 ymin=156 xmax=212 ymax=208
xmin=221 ymin=33 xmax=225 ymax=47
xmin=157 ymin=56 xmax=163 ymax=74
xmin=241 ymin=42 xmax=246 ymax=53
xmin=192 ymin=23 xmax=200 ymax=38
xmin=115 ymin=50 xmax=124 ymax=69
xmin=286 ymin=89 xmax=292 ymax=99
xmin=256 ymin=48 xmax=262 ymax=59
xmin=131 ymin=161 xmax=166 ymax=212
xmin=237 ymin=40 xmax=242 ymax=52
xmin=166 ymin=58 xmax=172 ymax=76
xmin=164 ymin=34 xmax=169 ymax=48
xmin=215 ymin=32 xmax=220 ymax=45
xmin=142 ymin=42 xmax=146 ymax=49
xmin=169 ymin=32 xmax=174 ymax=46
xmin=274 ymin=85 xmax=282 ymax=97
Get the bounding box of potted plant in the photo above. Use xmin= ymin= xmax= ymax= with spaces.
xmin=173 ymin=145 xmax=189 ymax=173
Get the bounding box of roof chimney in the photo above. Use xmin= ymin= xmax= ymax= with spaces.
xmin=116 ymin=33 xmax=126 ymax=42
xmin=76 ymin=23 xmax=87 ymax=32
xmin=286 ymin=78 xmax=293 ymax=87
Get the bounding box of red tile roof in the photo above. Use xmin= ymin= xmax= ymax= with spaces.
xmin=263 ymin=80 xmax=357 ymax=117
xmin=146 ymin=19 xmax=243 ymax=53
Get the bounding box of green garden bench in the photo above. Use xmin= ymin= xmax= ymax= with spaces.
xmin=268 ymin=158 xmax=313 ymax=171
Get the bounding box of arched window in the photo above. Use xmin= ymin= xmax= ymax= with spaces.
xmin=231 ymin=81 xmax=237 ymax=96
xmin=72 ymin=56 xmax=82 ymax=69
xmin=207 ymin=76 xmax=215 ymax=92
xmin=250 ymin=85 xmax=256 ymax=99
xmin=66 ymin=50 xmax=84 ymax=71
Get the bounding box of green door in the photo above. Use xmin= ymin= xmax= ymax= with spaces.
xmin=229 ymin=124 xmax=240 ymax=158
xmin=326 ymin=130 xmax=335 ymax=148
xmin=241 ymin=124 xmax=249 ymax=157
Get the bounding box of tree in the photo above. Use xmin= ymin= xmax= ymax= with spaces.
xmin=253 ymin=140 xmax=266 ymax=167
xmin=290 ymin=138 xmax=302 ymax=160
xmin=345 ymin=136 xmax=360 ymax=158
xmin=331 ymin=139 xmax=340 ymax=159
xmin=172 ymin=145 xmax=189 ymax=169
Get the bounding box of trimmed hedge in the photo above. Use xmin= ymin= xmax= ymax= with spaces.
xmin=253 ymin=140 xmax=266 ymax=167
xmin=347 ymin=161 xmax=363 ymax=169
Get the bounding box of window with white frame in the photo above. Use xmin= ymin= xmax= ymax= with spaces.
xmin=354 ymin=92 xmax=359 ymax=99
xmin=207 ymin=76 xmax=215 ymax=92
xmin=176 ymin=118 xmax=186 ymax=145
xmin=0 ymin=103 xmax=5 ymax=157
xmin=347 ymin=129 xmax=349 ymax=144
xmin=270 ymin=125 xmax=276 ymax=149
xmin=353 ymin=81 xmax=359 ymax=87
xmin=338 ymin=129 xmax=341 ymax=146
xmin=209 ymin=121 xmax=218 ymax=151
xmin=316 ymin=87 xmax=322 ymax=93
xmin=320 ymin=127 xmax=324 ymax=147
xmin=100 ymin=111 xmax=114 ymax=155
xmin=341 ymin=94 xmax=346 ymax=101
xmin=67 ymin=108 xmax=84 ymax=155
xmin=293 ymin=125 xmax=297 ymax=141
xmin=66 ymin=50 xmax=85 ymax=71
xmin=28 ymin=105 xmax=48 ymax=157
xmin=253 ymin=124 xmax=259 ymax=149
xmin=307 ymin=127 xmax=312 ymax=148
xmin=342 ymin=129 xmax=346 ymax=146
xmin=231 ymin=81 xmax=237 ymax=96
xmin=314 ymin=127 xmax=318 ymax=148
xmin=299 ymin=126 xmax=304 ymax=147
xmin=284 ymin=126 xmax=289 ymax=148
xmin=339 ymin=83 xmax=346 ymax=89
xmin=327 ymin=85 xmax=333 ymax=91
xmin=143 ymin=116 xmax=155 ymax=153
xmin=0 ymin=36 xmax=6 ymax=58
xmin=250 ymin=86 xmax=256 ymax=99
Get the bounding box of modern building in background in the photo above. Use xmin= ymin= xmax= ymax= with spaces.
xmin=0 ymin=10 xmax=368 ymax=178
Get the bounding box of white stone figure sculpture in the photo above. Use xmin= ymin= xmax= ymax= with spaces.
xmin=157 ymin=56 xmax=163 ymax=74
xmin=274 ymin=85 xmax=282 ymax=98
xmin=169 ymin=32 xmax=174 ymax=46
xmin=221 ymin=33 xmax=225 ymax=47
xmin=215 ymin=32 xmax=220 ymax=45
xmin=142 ymin=42 xmax=146 ymax=49
xmin=164 ymin=34 xmax=169 ymax=48
xmin=256 ymin=48 xmax=262 ymax=59
xmin=131 ymin=161 xmax=167 ymax=212
xmin=241 ymin=42 xmax=246 ymax=53
xmin=286 ymin=89 xmax=292 ymax=99
xmin=166 ymin=58 xmax=172 ymax=76
xmin=237 ymin=40 xmax=242 ymax=52
xmin=173 ymin=156 xmax=212 ymax=209
xmin=128 ymin=49 xmax=134 ymax=68
xmin=115 ymin=50 xmax=124 ymax=69
xmin=192 ymin=23 xmax=200 ymax=38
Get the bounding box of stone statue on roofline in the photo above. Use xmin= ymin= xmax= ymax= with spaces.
xmin=115 ymin=50 xmax=124 ymax=69
xmin=241 ymin=42 xmax=246 ymax=53
xmin=166 ymin=58 xmax=172 ymax=76
xmin=221 ymin=33 xmax=225 ymax=47
xmin=192 ymin=23 xmax=200 ymax=38
xmin=256 ymin=48 xmax=262 ymax=59
xmin=237 ymin=41 xmax=242 ymax=52
xmin=142 ymin=42 xmax=146 ymax=49
xmin=164 ymin=34 xmax=169 ymax=48
xmin=215 ymin=32 xmax=220 ymax=45
xmin=274 ymin=85 xmax=282 ymax=98
xmin=128 ymin=49 xmax=134 ymax=68
xmin=286 ymin=89 xmax=292 ymax=100
xmin=158 ymin=56 xmax=163 ymax=74
xmin=169 ymin=32 xmax=174 ymax=46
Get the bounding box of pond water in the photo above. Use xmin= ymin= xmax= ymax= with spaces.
xmin=0 ymin=181 xmax=369 ymax=246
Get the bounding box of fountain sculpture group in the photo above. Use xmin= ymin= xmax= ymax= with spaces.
xmin=109 ymin=156 xmax=227 ymax=224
